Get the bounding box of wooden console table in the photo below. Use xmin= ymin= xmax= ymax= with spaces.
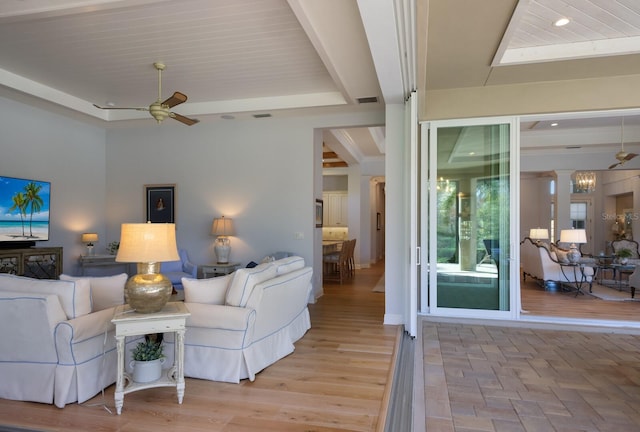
xmin=0 ymin=247 xmax=63 ymax=279
xmin=79 ymin=254 xmax=129 ymax=275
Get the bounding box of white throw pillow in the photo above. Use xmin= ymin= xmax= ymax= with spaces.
xmin=183 ymin=274 xmax=232 ymax=304
xmin=225 ymin=263 xmax=277 ymax=307
xmin=0 ymin=274 xmax=91 ymax=319
xmin=60 ymin=273 xmax=127 ymax=312
xmin=273 ymin=256 xmax=305 ymax=275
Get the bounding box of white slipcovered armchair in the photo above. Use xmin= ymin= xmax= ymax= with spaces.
xmin=0 ymin=273 xmax=138 ymax=408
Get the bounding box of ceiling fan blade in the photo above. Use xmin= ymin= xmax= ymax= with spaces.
xmin=93 ymin=104 xmax=148 ymax=112
xmin=608 ymin=161 xmax=621 ymax=169
xmin=162 ymin=92 xmax=188 ymax=108
xmin=624 ymin=153 xmax=638 ymax=161
xmin=170 ymin=112 xmax=200 ymax=126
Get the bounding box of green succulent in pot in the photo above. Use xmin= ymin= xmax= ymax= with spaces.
xmin=131 ymin=339 xmax=164 ymax=362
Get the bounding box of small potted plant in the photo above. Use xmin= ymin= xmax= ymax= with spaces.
xmin=107 ymin=241 xmax=120 ymax=255
xmin=129 ymin=338 xmax=165 ymax=383
xmin=616 ymin=248 xmax=633 ymax=265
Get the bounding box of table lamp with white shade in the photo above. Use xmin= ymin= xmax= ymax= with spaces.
xmin=211 ymin=216 xmax=235 ymax=264
xmin=115 ymin=222 xmax=179 ymax=313
xmin=529 ymin=228 xmax=549 ymax=244
xmin=81 ymin=233 xmax=98 ymax=255
xmin=559 ymin=228 xmax=587 ymax=264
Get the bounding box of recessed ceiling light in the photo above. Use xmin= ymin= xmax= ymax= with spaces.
xmin=551 ymin=122 xmax=558 ymax=127
xmin=106 ymin=101 xmax=115 ymax=107
xmin=554 ymin=17 xmax=570 ymax=27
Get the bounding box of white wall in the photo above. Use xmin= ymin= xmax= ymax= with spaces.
xmin=0 ymin=95 xmax=385 ymax=303
xmin=0 ymin=97 xmax=107 ymax=274
xmin=104 ymin=110 xmax=384 ymax=300
xmin=384 ymin=103 xmax=406 ymax=325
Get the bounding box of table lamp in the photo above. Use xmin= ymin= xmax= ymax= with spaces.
xmin=529 ymin=228 xmax=549 ymax=244
xmin=559 ymin=228 xmax=587 ymax=264
xmin=211 ymin=216 xmax=235 ymax=264
xmin=81 ymin=233 xmax=98 ymax=256
xmin=115 ymin=222 xmax=179 ymax=313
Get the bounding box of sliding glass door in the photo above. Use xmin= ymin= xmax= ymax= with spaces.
xmin=422 ymin=118 xmax=518 ymax=318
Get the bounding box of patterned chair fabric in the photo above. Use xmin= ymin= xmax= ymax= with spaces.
xmin=611 ymin=239 xmax=640 ymax=259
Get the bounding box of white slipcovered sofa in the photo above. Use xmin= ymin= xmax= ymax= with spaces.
xmin=0 ymin=272 xmax=137 ymax=408
xmin=520 ymin=237 xmax=595 ymax=289
xmin=171 ymin=256 xmax=313 ymax=383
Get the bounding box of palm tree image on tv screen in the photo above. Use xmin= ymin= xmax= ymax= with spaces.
xmin=0 ymin=176 xmax=51 ymax=244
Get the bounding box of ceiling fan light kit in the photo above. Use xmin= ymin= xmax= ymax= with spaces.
xmin=93 ymin=62 xmax=199 ymax=126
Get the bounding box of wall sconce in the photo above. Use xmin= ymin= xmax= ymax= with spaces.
xmin=211 ymin=216 xmax=235 ymax=264
xmin=81 ymin=233 xmax=98 ymax=256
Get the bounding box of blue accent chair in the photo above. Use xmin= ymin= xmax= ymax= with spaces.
xmin=161 ymin=249 xmax=197 ymax=290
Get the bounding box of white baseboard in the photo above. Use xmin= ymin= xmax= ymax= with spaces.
xmin=383 ymin=313 xmax=404 ymax=325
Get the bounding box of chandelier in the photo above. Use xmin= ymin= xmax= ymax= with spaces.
xmin=575 ymin=171 xmax=596 ymax=193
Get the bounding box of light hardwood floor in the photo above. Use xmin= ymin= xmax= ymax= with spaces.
xmin=0 ymin=261 xmax=395 ymax=432
xmin=520 ymin=276 xmax=640 ymax=322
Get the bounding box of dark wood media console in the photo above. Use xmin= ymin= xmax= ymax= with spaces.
xmin=0 ymin=247 xmax=63 ymax=279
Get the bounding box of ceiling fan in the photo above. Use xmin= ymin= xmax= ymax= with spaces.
xmin=93 ymin=62 xmax=199 ymax=126
xmin=608 ymin=117 xmax=637 ymax=169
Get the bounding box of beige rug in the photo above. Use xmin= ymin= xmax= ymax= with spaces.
xmin=372 ymin=274 xmax=385 ymax=292
xmin=588 ymin=281 xmax=639 ymax=301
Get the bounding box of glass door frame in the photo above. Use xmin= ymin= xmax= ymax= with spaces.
xmin=420 ymin=116 xmax=520 ymax=320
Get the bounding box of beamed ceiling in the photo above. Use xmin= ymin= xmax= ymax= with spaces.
xmin=1 ymin=0 xmax=640 ymax=169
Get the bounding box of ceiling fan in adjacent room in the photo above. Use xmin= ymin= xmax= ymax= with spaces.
xmin=93 ymin=62 xmax=199 ymax=126
xmin=608 ymin=118 xmax=637 ymax=169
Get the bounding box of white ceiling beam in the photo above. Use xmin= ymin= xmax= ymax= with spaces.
xmin=0 ymin=0 xmax=172 ymax=21
xmin=288 ymin=0 xmax=382 ymax=105
xmin=497 ymin=37 xmax=640 ymax=65
xmin=369 ymin=126 xmax=386 ymax=154
xmin=357 ymin=0 xmax=411 ymax=103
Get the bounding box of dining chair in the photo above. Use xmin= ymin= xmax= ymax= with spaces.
xmin=323 ymin=240 xmax=350 ymax=283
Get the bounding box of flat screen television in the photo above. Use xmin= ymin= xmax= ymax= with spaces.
xmin=0 ymin=176 xmax=51 ymax=248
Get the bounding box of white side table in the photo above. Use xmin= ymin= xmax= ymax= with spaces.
xmin=201 ymin=262 xmax=241 ymax=278
xmin=111 ymin=302 xmax=190 ymax=415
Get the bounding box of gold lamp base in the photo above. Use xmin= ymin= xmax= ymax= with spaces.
xmin=124 ymin=262 xmax=173 ymax=313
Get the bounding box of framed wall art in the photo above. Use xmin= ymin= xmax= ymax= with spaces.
xmin=145 ymin=184 xmax=176 ymax=223
xmin=315 ymin=199 xmax=324 ymax=228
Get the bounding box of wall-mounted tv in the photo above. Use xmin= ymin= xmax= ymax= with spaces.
xmin=0 ymin=176 xmax=51 ymax=247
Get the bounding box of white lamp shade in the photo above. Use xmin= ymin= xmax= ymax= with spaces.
xmin=559 ymin=229 xmax=587 ymax=244
xmin=81 ymin=233 xmax=98 ymax=243
xmin=529 ymin=228 xmax=549 ymax=240
xmin=115 ymin=223 xmax=179 ymax=263
xmin=211 ymin=217 xmax=235 ymax=237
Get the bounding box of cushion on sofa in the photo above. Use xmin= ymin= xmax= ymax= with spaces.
xmin=0 ymin=274 xmax=91 ymax=319
xmin=555 ymin=249 xmax=569 ymax=263
xmin=225 ymin=263 xmax=277 ymax=307
xmin=60 ymin=273 xmax=126 ymax=311
xmin=183 ymin=274 xmax=233 ymax=304
xmin=273 ymin=256 xmax=305 ymax=275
